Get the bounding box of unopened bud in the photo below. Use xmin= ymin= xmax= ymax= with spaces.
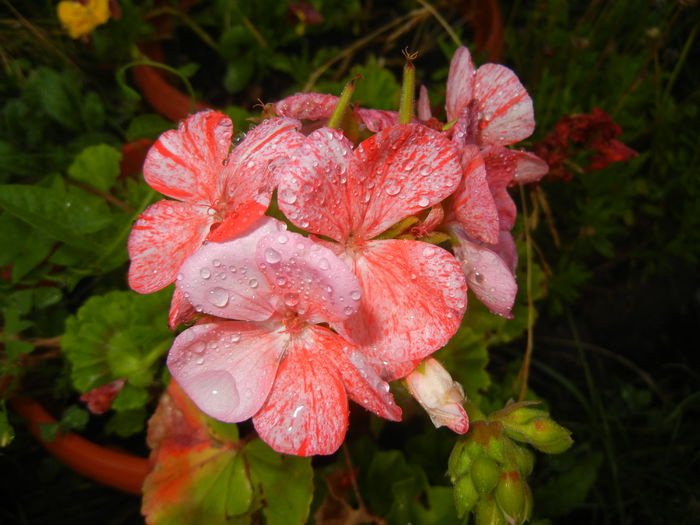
xmin=494 ymin=471 xmax=527 ymax=524
xmin=453 ymin=472 xmax=480 ymax=517
xmin=448 ymin=439 xmax=473 ymax=482
xmin=491 ymin=402 xmax=548 ymax=426
xmin=504 ymin=439 xmax=535 ymax=477
xmin=475 ymin=496 xmax=507 ymax=525
xmin=503 ymin=416 xmax=573 ymax=454
xmin=470 ymin=456 xmax=501 ymax=495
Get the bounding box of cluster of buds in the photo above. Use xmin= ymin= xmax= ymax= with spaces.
xmin=126 ymin=46 xmax=549 ymax=456
xmin=448 ymin=402 xmax=573 ymax=524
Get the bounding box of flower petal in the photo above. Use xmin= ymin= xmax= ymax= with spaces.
xmin=223 ymin=117 xmax=303 ymax=212
xmin=513 ymin=150 xmax=549 ymax=184
xmin=277 ymin=127 xmax=355 ymax=241
xmin=417 ymin=85 xmax=432 ymax=121
xmin=176 ymin=217 xmax=280 ymax=322
xmin=446 ymin=46 xmax=475 ymax=122
xmin=254 ymin=326 xmax=349 ymax=456
xmin=256 ymin=229 xmax=362 ymax=324
xmin=168 ymin=287 xmax=197 ymax=329
xmin=167 ymin=320 xmax=286 ymax=423
xmin=336 ymin=345 xmax=402 ymax=421
xmin=482 ymin=147 xmax=517 ymax=231
xmin=348 ymin=124 xmax=462 ymax=239
xmin=128 ymin=200 xmax=212 ymax=293
xmin=450 ymin=144 xmax=500 ymax=244
xmin=354 ymin=108 xmax=400 ymax=133
xmin=338 ymin=240 xmax=467 ymax=380
xmin=275 ymin=93 xmax=338 ymax=121
xmin=452 ymin=228 xmax=517 ymax=318
xmin=473 ymin=64 xmax=534 ymax=147
xmin=143 ymin=110 xmax=231 ymax=203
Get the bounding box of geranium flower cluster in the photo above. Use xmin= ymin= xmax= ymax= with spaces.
xmin=127 ymin=46 xmax=547 ymax=456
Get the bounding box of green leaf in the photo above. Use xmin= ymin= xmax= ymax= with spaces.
xmin=67 ymin=144 xmax=122 ymax=192
xmin=61 ymin=289 xmax=173 ymax=393
xmin=0 ymin=214 xmax=54 ymax=282
xmin=111 ymin=383 xmax=150 ymax=411
xmin=350 ymin=57 xmax=401 ymax=110
xmin=29 ymin=68 xmax=83 ymax=131
xmin=243 ymin=439 xmax=314 ymax=525
xmin=126 ymin=114 xmax=174 ymax=141
xmin=59 ymin=405 xmax=89 ymax=432
xmin=534 ymin=451 xmax=602 ymax=517
xmin=0 ymin=182 xmax=113 ymax=248
xmin=81 ymin=92 xmax=106 ymax=131
xmin=106 ymin=408 xmax=148 ymax=437
xmin=0 ymin=403 xmax=15 ymax=447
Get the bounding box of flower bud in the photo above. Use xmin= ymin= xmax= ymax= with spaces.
xmin=474 ymin=496 xmax=507 ymax=525
xmin=494 ymin=471 xmax=528 ymax=524
xmin=470 ymin=456 xmax=501 ymax=495
xmin=405 ymin=358 xmax=469 ymax=434
xmin=453 ymin=472 xmax=480 ymax=517
xmin=448 ymin=438 xmax=472 ymax=482
xmin=503 ymin=416 xmax=573 ymax=454
xmin=491 ymin=402 xmax=548 ymax=425
xmin=504 ymin=439 xmax=535 ymax=477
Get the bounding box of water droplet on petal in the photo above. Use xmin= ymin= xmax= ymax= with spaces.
xmin=276 ymin=276 xmax=287 ymax=286
xmin=422 ymin=246 xmax=436 ymax=258
xmin=418 ymin=196 xmax=430 ymax=207
xmin=212 ymin=259 xmax=222 ymax=268
xmin=230 ymin=332 xmax=241 ymax=343
xmin=284 ymin=293 xmax=299 ymax=307
xmin=350 ymin=290 xmax=361 ymax=301
xmin=343 ymin=305 xmax=354 ymax=316
xmin=277 ymin=234 xmax=288 ymax=244
xmin=279 ymin=188 xmax=297 ymax=204
xmin=208 ymin=287 xmax=229 ymax=307
xmin=200 ymin=268 xmax=211 ymax=279
xmin=318 ymin=258 xmax=329 ymax=270
xmin=190 ymin=370 xmax=239 ymax=415
xmin=384 ymin=183 xmax=401 ymax=196
xmin=190 ymin=341 xmax=206 ymax=354
xmin=473 ymin=272 xmax=484 ymax=284
xmin=264 ymin=247 xmax=281 ymax=264
xmin=195 ymin=357 xmax=204 ymax=365
xmin=249 ymin=278 xmax=259 ymax=289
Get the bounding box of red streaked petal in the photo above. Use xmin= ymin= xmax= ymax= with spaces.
xmin=176 ymin=217 xmax=280 ymax=322
xmin=348 ymin=123 xmax=462 ymax=239
xmin=354 ymin=108 xmax=400 ymax=133
xmin=206 ymin=199 xmax=268 ymax=243
xmin=143 ymin=110 xmax=231 ymax=203
xmin=452 ymin=228 xmax=517 ymax=318
xmin=277 ymin=127 xmax=355 ymax=242
xmin=167 ymin=320 xmax=286 ymax=423
xmin=168 ymin=287 xmax=197 ymax=329
xmin=256 ymin=229 xmax=362 ymax=324
xmin=451 ymin=144 xmax=500 ymax=244
xmin=446 ymin=46 xmax=475 ymax=122
xmin=474 ymin=64 xmax=534 ymax=147
xmin=223 ymin=117 xmax=303 ymax=211
xmin=495 ymin=231 xmax=518 ymax=274
xmin=336 ymin=345 xmax=402 ymax=421
xmin=254 ymin=326 xmax=349 ymax=456
xmin=417 ymin=85 xmax=432 ymax=121
xmin=482 ymin=147 xmax=518 ymax=231
xmin=513 ymin=150 xmax=549 ymax=184
xmin=275 ymin=93 xmax=338 ymax=121
xmin=338 ymin=240 xmax=467 ymax=381
xmin=128 ymin=200 xmax=212 ymax=294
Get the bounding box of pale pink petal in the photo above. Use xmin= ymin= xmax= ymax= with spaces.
xmin=417 ymin=85 xmax=432 ymax=121
xmin=338 ymin=240 xmax=467 ymax=380
xmin=513 ymin=150 xmax=549 ymax=184
xmin=143 ymin=110 xmax=231 ymax=204
xmin=473 ymin=64 xmax=534 ymax=147
xmin=452 ymin=228 xmax=517 ymax=318
xmin=335 ymin=346 xmax=402 ymax=421
xmin=167 ymin=320 xmax=286 ymax=422
xmin=405 ymin=358 xmax=469 ymax=434
xmin=274 ymin=93 xmax=338 ymax=121
xmin=176 ymin=217 xmax=281 ymax=322
xmin=354 ymin=108 xmax=400 ymax=133
xmin=422 ymin=204 xmax=445 ymax=233
xmin=450 ymin=144 xmax=500 ymax=244
xmin=276 ymin=127 xmax=355 ymax=242
xmin=482 ymin=147 xmax=517 ymax=231
xmin=168 ymin=287 xmax=197 ymax=329
xmin=223 ymin=117 xmax=303 ymax=212
xmin=254 ymin=326 xmax=348 ymax=456
xmin=128 ymin=200 xmax=213 ymax=294
xmin=495 ymin=231 xmax=518 ymax=274
xmin=446 ymin=46 xmax=475 ymax=122
xmin=348 ymin=123 xmax=462 ymax=239
xmin=256 ymin=229 xmax=362 ymax=324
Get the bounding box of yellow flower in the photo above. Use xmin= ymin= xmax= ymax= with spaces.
xmin=57 ymin=0 xmax=111 ymax=39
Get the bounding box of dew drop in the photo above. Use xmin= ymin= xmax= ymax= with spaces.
xmin=207 ymin=208 xmax=216 ymax=216
xmin=277 ymin=234 xmax=288 ymax=244
xmin=249 ymin=278 xmax=259 ymax=289
xmin=230 ymin=332 xmax=241 ymax=343
xmin=284 ymin=293 xmax=299 ymax=307
xmin=276 ymin=276 xmax=287 ymax=286
xmin=176 ymin=273 xmax=183 ymax=281
xmin=318 ymin=258 xmax=329 ymax=270
xmin=212 ymin=259 xmax=222 ymax=268
xmin=208 ymin=287 xmax=229 ymax=307
xmin=418 ymin=196 xmax=430 ymax=207
xmin=200 ymin=268 xmax=211 ymax=279
xmin=422 ymin=246 xmax=436 ymax=258
xmin=190 ymin=370 xmax=239 ymax=416
xmin=384 ymin=183 xmax=401 ymax=196
xmin=190 ymin=341 xmax=206 ymax=354
xmin=264 ymin=248 xmax=281 ymax=264
xmin=195 ymin=357 xmax=204 ymax=365
xmin=279 ymin=188 xmax=297 ymax=204
xmin=473 ymin=272 xmax=484 ymax=284
xmin=343 ymin=305 xmax=354 ymax=316
xmin=350 ymin=290 xmax=361 ymax=301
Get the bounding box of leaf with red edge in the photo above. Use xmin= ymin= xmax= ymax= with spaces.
xmin=142 ymin=381 xmax=253 ymax=524
xmin=450 ymin=144 xmax=500 ymax=244
xmin=337 ymin=240 xmax=467 ymax=381
xmin=473 ymin=64 xmax=534 ymax=148
xmin=128 ymin=199 xmax=212 ymax=293
xmin=143 ymin=110 xmax=232 ymax=204
xmin=253 ymin=326 xmax=350 ymax=456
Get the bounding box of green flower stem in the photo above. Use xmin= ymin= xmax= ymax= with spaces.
xmin=399 ymin=51 xmax=418 ymax=125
